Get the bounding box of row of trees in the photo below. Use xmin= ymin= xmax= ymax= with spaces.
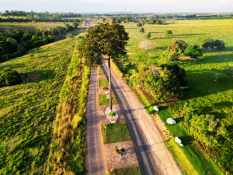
xmin=0 ymin=17 xmax=81 ymax=23
xmin=1 ymin=10 xmax=82 ymax=18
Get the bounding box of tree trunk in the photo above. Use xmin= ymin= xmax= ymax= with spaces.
xmin=108 ymin=55 xmax=112 ymax=111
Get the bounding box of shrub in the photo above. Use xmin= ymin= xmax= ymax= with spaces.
xmin=146 ymin=32 xmax=151 ymax=39
xmin=139 ymin=40 xmax=154 ymax=50
xmin=167 ymin=40 xmax=188 ymax=53
xmin=139 ymin=27 xmax=144 ymax=33
xmin=165 ymin=30 xmax=172 ymax=36
xmin=0 ymin=68 xmax=22 ymax=87
xmin=137 ymin=22 xmax=142 ymax=27
xmin=109 ymin=111 xmax=116 ymax=117
xmin=184 ymin=45 xmax=203 ymax=59
xmin=214 ymin=40 xmax=225 ymax=49
xmin=201 ymin=38 xmax=215 ymax=49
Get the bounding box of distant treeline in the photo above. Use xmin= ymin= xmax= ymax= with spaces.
xmin=1 ymin=10 xmax=82 ymax=18
xmin=0 ymin=17 xmax=81 ymax=23
xmin=0 ymin=23 xmax=79 ymax=63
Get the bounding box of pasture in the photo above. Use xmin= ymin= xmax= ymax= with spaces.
xmin=121 ymin=19 xmax=233 ymax=128
xmin=116 ymin=19 xmax=233 ymax=174
xmin=0 ymin=37 xmax=77 ymax=174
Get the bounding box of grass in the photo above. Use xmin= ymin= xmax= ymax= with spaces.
xmin=111 ymin=19 xmax=233 ymax=174
xmin=157 ymin=107 xmax=222 ymax=175
xmin=101 ymin=123 xmax=131 ymax=144
xmin=98 ymin=66 xmax=104 ymax=75
xmin=46 ymin=36 xmax=90 ymax=174
xmin=108 ymin=166 xmax=141 ymax=175
xmin=99 ymin=94 xmax=118 ymax=106
xmin=0 ymin=37 xmax=77 ymax=174
xmin=98 ymin=79 xmax=109 ymax=87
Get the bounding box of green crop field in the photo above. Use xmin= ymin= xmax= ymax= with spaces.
xmin=112 ymin=19 xmax=233 ymax=174
xmin=0 ymin=37 xmax=77 ymax=174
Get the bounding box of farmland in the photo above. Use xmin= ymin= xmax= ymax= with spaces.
xmin=111 ymin=19 xmax=233 ymax=174
xmin=0 ymin=37 xmax=77 ymax=174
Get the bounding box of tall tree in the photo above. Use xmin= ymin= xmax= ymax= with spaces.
xmin=78 ymin=22 xmax=129 ymax=111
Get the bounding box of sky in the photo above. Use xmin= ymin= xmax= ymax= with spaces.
xmin=0 ymin=0 xmax=233 ymax=13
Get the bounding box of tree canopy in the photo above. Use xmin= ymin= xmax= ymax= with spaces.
xmin=78 ymin=22 xmax=129 ymax=67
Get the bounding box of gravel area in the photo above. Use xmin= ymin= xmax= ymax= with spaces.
xmin=104 ymin=141 xmax=139 ymax=171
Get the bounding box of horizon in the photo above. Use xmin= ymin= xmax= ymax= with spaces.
xmin=1 ymin=0 xmax=233 ymax=14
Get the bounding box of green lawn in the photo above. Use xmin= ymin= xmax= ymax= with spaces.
xmin=101 ymin=123 xmax=131 ymax=144
xmin=98 ymin=66 xmax=105 ymax=75
xmin=108 ymin=166 xmax=141 ymax=175
xmin=157 ymin=107 xmax=222 ymax=175
xmin=98 ymin=79 xmax=109 ymax=87
xmin=98 ymin=94 xmax=118 ymax=106
xmin=0 ymin=37 xmax=77 ymax=174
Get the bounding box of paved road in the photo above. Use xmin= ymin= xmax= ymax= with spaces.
xmin=85 ymin=69 xmax=107 ymax=175
xmin=101 ymin=60 xmax=182 ymax=175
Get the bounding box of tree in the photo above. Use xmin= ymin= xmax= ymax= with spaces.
xmin=184 ymin=45 xmax=202 ymax=59
xmin=146 ymin=32 xmax=151 ymax=39
xmin=167 ymin=40 xmax=188 ymax=53
xmin=139 ymin=27 xmax=144 ymax=33
xmin=78 ymin=22 xmax=129 ymax=111
xmin=202 ymin=38 xmax=215 ymax=49
xmin=165 ymin=30 xmax=172 ymax=36
xmin=189 ymin=114 xmax=228 ymax=147
xmin=137 ymin=22 xmax=142 ymax=27
xmin=0 ymin=68 xmax=22 ymax=87
xmin=214 ymin=40 xmax=225 ymax=49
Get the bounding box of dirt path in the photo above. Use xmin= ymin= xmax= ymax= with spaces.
xmin=102 ymin=60 xmax=182 ymax=175
xmin=85 ymin=69 xmax=107 ymax=175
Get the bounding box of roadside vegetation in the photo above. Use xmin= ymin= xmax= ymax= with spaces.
xmin=46 ymin=36 xmax=90 ymax=174
xmin=109 ymin=19 xmax=233 ymax=174
xmin=0 ymin=37 xmax=77 ymax=174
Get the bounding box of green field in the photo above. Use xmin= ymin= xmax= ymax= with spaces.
xmin=101 ymin=123 xmax=131 ymax=144
xmin=111 ymin=19 xmax=233 ymax=174
xmin=108 ymin=166 xmax=141 ymax=175
xmin=0 ymin=38 xmax=77 ymax=174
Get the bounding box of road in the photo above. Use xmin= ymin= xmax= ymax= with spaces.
xmin=85 ymin=69 xmax=107 ymax=175
xmin=101 ymin=60 xmax=182 ymax=175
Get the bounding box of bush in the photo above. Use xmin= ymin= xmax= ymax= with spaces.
xmin=0 ymin=68 xmax=22 ymax=87
xmin=202 ymin=38 xmax=225 ymax=50
xmin=201 ymin=38 xmax=215 ymax=49
xmin=167 ymin=40 xmax=188 ymax=53
xmin=214 ymin=40 xmax=225 ymax=49
xmin=139 ymin=27 xmax=144 ymax=33
xmin=139 ymin=40 xmax=154 ymax=50
xmin=184 ymin=45 xmax=203 ymax=59
xmin=146 ymin=32 xmax=151 ymax=39
xmin=165 ymin=30 xmax=172 ymax=36
xmin=137 ymin=22 xmax=142 ymax=27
